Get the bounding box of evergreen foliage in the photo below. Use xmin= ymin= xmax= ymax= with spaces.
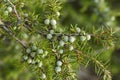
xmin=0 ymin=0 xmax=120 ymax=80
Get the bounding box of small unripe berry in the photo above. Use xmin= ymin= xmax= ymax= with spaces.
xmin=47 ymin=34 xmax=52 ymax=39
xmin=4 ymin=11 xmax=9 ymax=16
xmin=55 ymin=66 xmax=61 ymax=73
xmin=58 ymin=49 xmax=64 ymax=54
xmin=24 ymin=13 xmax=28 ymax=17
xmin=26 ymin=48 xmax=31 ymax=53
xmin=23 ymin=55 xmax=28 ymax=60
xmin=7 ymin=6 xmax=12 ymax=12
xmin=30 ymin=52 xmax=36 ymax=57
xmin=86 ymin=34 xmax=91 ymax=40
xmin=27 ymin=58 xmax=32 ymax=64
xmin=44 ymin=19 xmax=50 ymax=25
xmin=32 ymin=45 xmax=37 ymax=50
xmin=13 ymin=26 xmax=17 ymax=30
xmin=40 ymin=73 xmax=46 ymax=79
xmin=50 ymin=19 xmax=57 ymax=26
xmin=57 ymin=60 xmax=62 ymax=66
xmin=69 ymin=45 xmax=74 ymax=51
xmin=75 ymin=27 xmax=81 ymax=33
xmin=20 ymin=3 xmax=24 ymax=7
xmin=69 ymin=36 xmax=76 ymax=43
xmin=50 ymin=30 xmax=54 ymax=34
xmin=63 ymin=36 xmax=69 ymax=42
xmin=38 ymin=61 xmax=43 ymax=68
xmin=59 ymin=40 xmax=65 ymax=46
xmin=80 ymin=36 xmax=86 ymax=41
xmin=37 ymin=49 xmax=44 ymax=54
xmin=56 ymin=12 xmax=60 ymax=17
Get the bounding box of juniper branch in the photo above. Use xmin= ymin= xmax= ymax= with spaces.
xmin=0 ymin=21 xmax=26 ymax=48
xmin=75 ymin=50 xmax=112 ymax=80
xmin=7 ymin=0 xmax=21 ymax=22
xmin=23 ymin=23 xmax=94 ymax=37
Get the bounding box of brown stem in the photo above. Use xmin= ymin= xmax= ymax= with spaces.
xmin=0 ymin=23 xmax=26 ymax=48
xmin=7 ymin=0 xmax=21 ymax=21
